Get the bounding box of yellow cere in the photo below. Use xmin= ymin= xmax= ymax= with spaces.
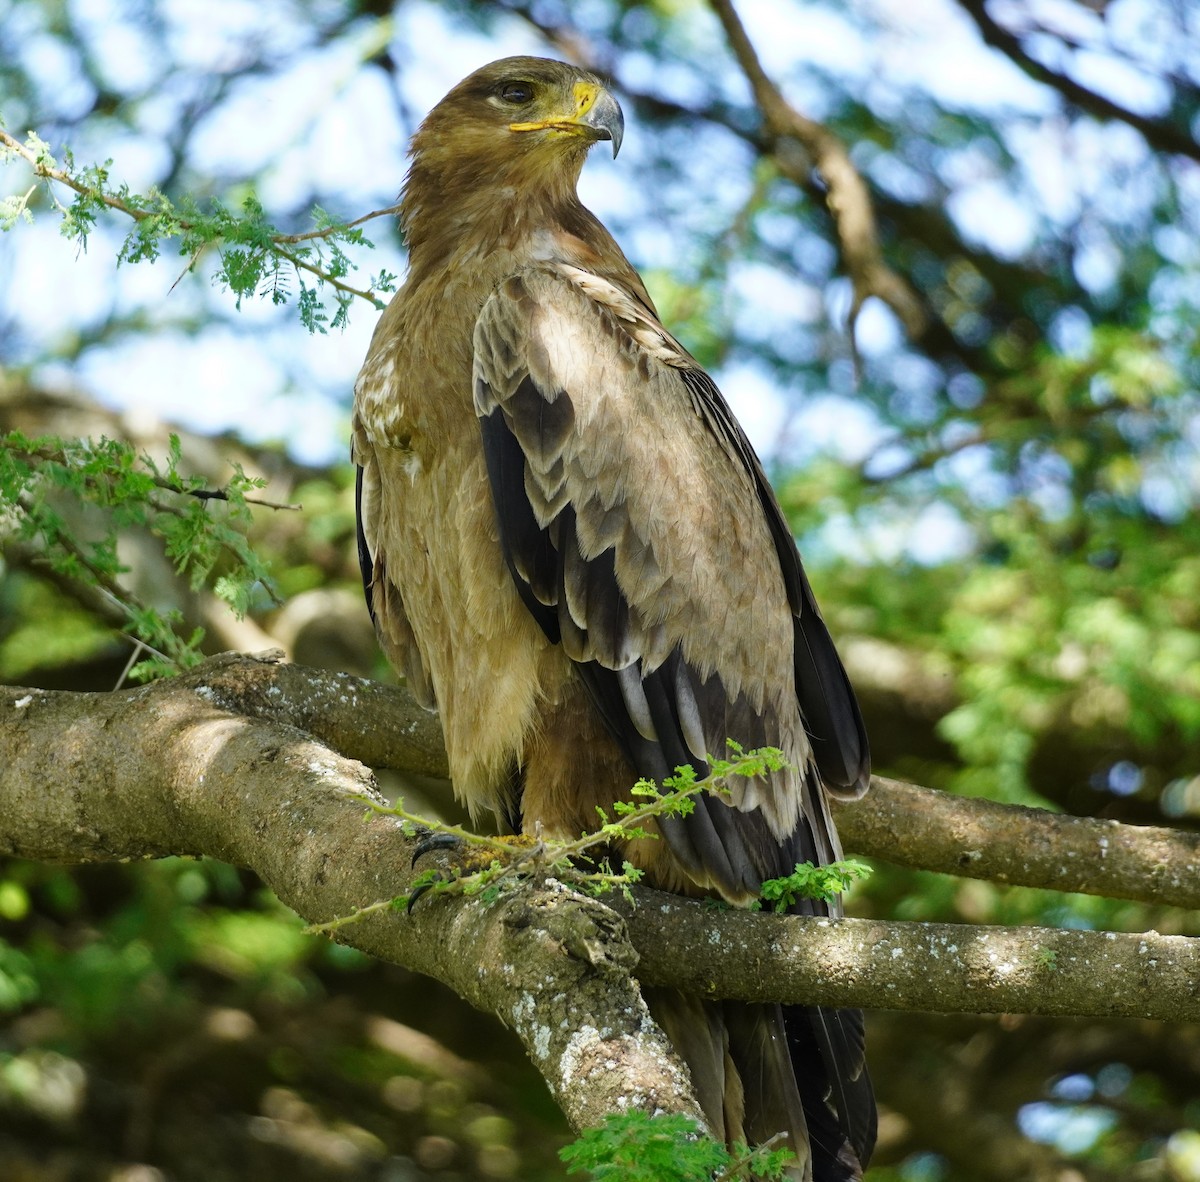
xmin=508 ymin=82 xmax=600 ymax=135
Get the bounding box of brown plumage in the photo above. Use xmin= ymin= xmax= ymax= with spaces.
xmin=353 ymin=56 xmax=875 ymax=1181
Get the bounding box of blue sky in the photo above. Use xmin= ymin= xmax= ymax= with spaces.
xmin=1 ymin=0 xmax=1191 ymax=562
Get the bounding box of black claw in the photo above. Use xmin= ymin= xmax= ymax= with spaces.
xmin=411 ymin=832 xmax=463 ymax=867
xmin=406 ymin=832 xmax=466 ymax=912
xmin=405 ymin=875 xmax=441 ymax=913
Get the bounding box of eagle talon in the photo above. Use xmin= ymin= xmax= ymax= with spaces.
xmin=405 ymin=833 xmax=467 ymax=912
xmin=410 ymin=832 xmax=464 ymax=868
xmin=405 ymin=873 xmax=445 ymax=913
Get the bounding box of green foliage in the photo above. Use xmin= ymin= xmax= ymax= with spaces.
xmin=0 ymin=129 xmax=399 ymax=335
xmin=560 ymin=1112 xmax=794 ymax=1181
xmin=758 ymin=858 xmax=873 ymax=912
xmin=0 ymin=191 xmax=34 ymax=230
xmin=310 ymin=745 xmax=792 ymax=931
xmin=0 ymin=430 xmax=278 ymax=677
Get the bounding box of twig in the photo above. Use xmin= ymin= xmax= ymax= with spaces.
xmin=714 ymin=1132 xmax=789 ymax=1181
xmin=305 ymin=897 xmax=397 ymax=935
xmin=857 ymin=427 xmax=986 ymax=483
xmin=273 ymin=243 xmax=386 ymax=306
xmin=114 ymin=638 xmax=150 ymax=692
xmin=273 ymin=202 xmax=402 ymax=244
xmin=707 ymin=0 xmax=928 ymax=344
xmin=0 ymin=127 xmax=400 ymax=240
xmin=177 ymin=487 xmax=299 ymax=511
xmin=0 ymin=128 xmax=394 ymax=305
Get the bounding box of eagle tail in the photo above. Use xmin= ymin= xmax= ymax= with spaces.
xmin=645 ymin=991 xmax=871 ymax=1182
xmin=786 ymin=1003 xmax=875 ymax=1180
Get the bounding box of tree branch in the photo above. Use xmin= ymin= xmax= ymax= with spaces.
xmin=185 ymin=651 xmax=450 ymax=778
xmin=955 ymin=0 xmax=1200 ymax=164
xmin=0 ymin=654 xmax=703 ymax=1134
xmin=3 ymin=654 xmax=1199 ymax=1032
xmin=707 ymin=0 xmax=928 ymax=341
xmin=620 ymin=893 xmax=1200 ymax=1023
xmin=102 ymin=653 xmax=1200 ymax=914
xmin=832 ymin=776 xmax=1200 ymax=912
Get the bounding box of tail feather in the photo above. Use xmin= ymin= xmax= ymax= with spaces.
xmin=644 ymin=994 xmax=873 ymax=1182
xmin=786 ymin=1004 xmax=875 ymax=1180
xmin=642 ymin=988 xmax=740 ymax=1146
xmin=723 ymin=1002 xmax=811 ymax=1177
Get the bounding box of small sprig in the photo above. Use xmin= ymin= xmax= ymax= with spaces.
xmin=0 ymin=128 xmax=400 ymax=333
xmin=306 ymin=744 xmax=793 ymax=929
xmin=758 ymin=859 xmax=873 ymax=912
xmin=302 ymin=801 xmax=543 ymax=932
xmin=584 ymin=741 xmax=788 ymax=858
xmin=306 ymin=746 xmax=873 ymax=934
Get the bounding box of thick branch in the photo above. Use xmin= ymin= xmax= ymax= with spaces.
xmin=131 ymin=654 xmax=1200 ymax=914
xmin=2 ymin=654 xmax=1199 ymax=1030
xmin=831 ymin=776 xmax=1200 ymax=911
xmin=707 ymin=0 xmax=927 ymax=340
xmin=189 ymin=651 xmax=450 ymax=779
xmin=620 ymin=893 xmax=1200 ymax=1023
xmin=0 ymin=655 xmax=702 ymax=1134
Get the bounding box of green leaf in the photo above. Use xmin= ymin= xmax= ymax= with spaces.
xmin=561 ymin=1112 xmax=794 ymax=1181
xmin=760 ymin=860 xmax=873 ymax=912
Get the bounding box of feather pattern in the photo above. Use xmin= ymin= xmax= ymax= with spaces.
xmin=474 ymin=264 xmax=869 ymax=870
xmin=351 ymin=55 xmax=874 ymax=1181
xmin=473 ymin=263 xmax=873 ymax=1176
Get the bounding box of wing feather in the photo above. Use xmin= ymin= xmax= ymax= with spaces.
xmin=473 ymin=264 xmax=867 ymax=898
xmin=354 ymin=464 xmax=377 ymax=628
xmin=679 ymin=368 xmax=870 ymax=797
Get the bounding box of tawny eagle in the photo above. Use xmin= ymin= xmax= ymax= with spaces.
xmin=352 ymin=56 xmax=874 ymax=1181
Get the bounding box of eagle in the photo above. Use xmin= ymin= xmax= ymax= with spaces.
xmin=352 ymin=56 xmax=875 ymax=1181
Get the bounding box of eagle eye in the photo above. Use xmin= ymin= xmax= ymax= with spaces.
xmin=498 ymin=81 xmax=534 ymax=105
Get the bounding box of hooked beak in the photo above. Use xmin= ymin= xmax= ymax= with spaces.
xmin=577 ymin=83 xmax=624 ymax=158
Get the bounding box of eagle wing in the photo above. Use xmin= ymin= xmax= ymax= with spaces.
xmin=472 ymin=263 xmax=869 ymax=901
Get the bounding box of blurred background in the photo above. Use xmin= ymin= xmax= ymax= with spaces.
xmin=2 ymin=0 xmax=1199 ymax=1178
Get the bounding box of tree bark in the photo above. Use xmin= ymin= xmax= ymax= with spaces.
xmin=621 ymin=898 xmax=1200 ymax=1022
xmin=4 ymin=652 xmax=1199 ymax=1139
xmin=0 ymin=654 xmax=703 ymax=1135
xmin=832 ymin=776 xmax=1200 ymax=912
